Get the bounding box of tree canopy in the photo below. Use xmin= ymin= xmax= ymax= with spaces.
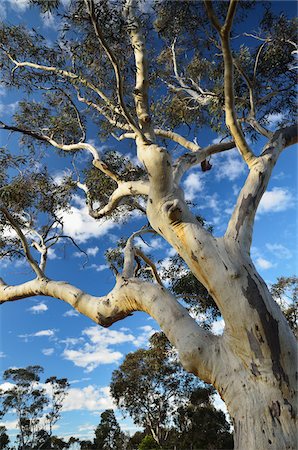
xmin=0 ymin=1 xmax=297 ymax=449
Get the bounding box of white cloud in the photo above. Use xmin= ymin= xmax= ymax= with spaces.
xmin=264 ymin=112 xmax=284 ymax=130
xmin=6 ymin=0 xmax=30 ymax=12
xmin=63 ymin=309 xmax=80 ymax=317
xmin=211 ymin=319 xmax=225 ymax=335
xmin=48 ymin=248 xmax=58 ymax=260
xmin=63 ymin=385 xmax=114 ymax=412
xmin=41 ymin=12 xmax=60 ymax=30
xmin=183 ymin=172 xmax=204 ymax=201
xmin=133 ymin=325 xmax=157 ymax=347
xmin=0 ymin=382 xmax=15 ymax=391
xmin=18 ymin=329 xmax=56 ymax=339
xmin=28 ymin=303 xmax=48 ymax=314
xmin=266 ymin=243 xmax=292 ymax=260
xmin=0 ymin=351 xmax=6 ymax=358
xmin=83 ymin=327 xmax=135 ymax=345
xmin=258 ymin=188 xmax=294 ymax=214
xmin=63 ymin=348 xmax=123 ymax=372
xmin=35 ymin=329 xmax=55 ymax=337
xmin=61 ymin=326 xmax=158 ymax=372
xmin=1 ymin=419 xmax=18 ymax=430
xmin=62 ymin=327 xmax=135 ymax=372
xmin=213 ymin=393 xmax=228 ymax=415
xmin=0 ymin=4 xmax=6 ymax=20
xmin=214 ymin=149 xmax=246 ymax=181
xmin=42 ymin=348 xmax=54 ymax=356
xmin=58 ymin=196 xmax=118 ymax=243
xmin=69 ymin=377 xmax=91 ymax=385
xmin=0 ymin=101 xmax=19 ymax=116
xmin=134 ymin=236 xmax=164 ymax=252
xmin=87 ymin=246 xmax=99 ymax=257
xmin=256 ymin=257 xmax=274 ymax=270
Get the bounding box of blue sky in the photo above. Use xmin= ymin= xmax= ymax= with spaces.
xmin=0 ymin=0 xmax=297 ymax=444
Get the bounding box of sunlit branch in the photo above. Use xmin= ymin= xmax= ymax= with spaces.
xmin=173 ymin=141 xmax=235 ymax=183
xmin=204 ymin=0 xmax=256 ymax=168
xmin=168 ymin=39 xmax=216 ymax=107
xmin=3 ymin=50 xmax=118 ymax=113
xmin=76 ymin=91 xmax=131 ymax=131
xmin=225 ymin=124 xmax=298 ymax=251
xmin=0 ymin=207 xmax=45 ymax=279
xmin=124 ymin=0 xmax=155 ymax=140
xmin=77 ymin=179 xmax=149 ymax=219
xmin=0 ymin=121 xmax=120 ymax=183
xmin=118 ymin=128 xmax=202 ymax=152
xmin=84 ymin=0 xmax=145 ymax=142
xmin=135 ymin=248 xmax=163 ymax=286
xmin=233 ymin=60 xmax=272 ymax=139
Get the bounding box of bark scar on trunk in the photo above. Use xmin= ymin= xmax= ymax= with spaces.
xmin=242 ymin=270 xmax=289 ymax=386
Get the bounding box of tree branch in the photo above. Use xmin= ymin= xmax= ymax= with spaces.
xmin=204 ymin=0 xmax=256 ymax=167
xmin=76 ymin=91 xmax=131 ymax=132
xmin=134 ymin=249 xmax=163 ymax=286
xmin=2 ymin=51 xmax=118 ymax=114
xmin=0 ymin=121 xmax=120 ymax=183
xmin=225 ymin=125 xmax=298 ymax=252
xmin=77 ymin=180 xmax=149 ymax=219
xmin=173 ymin=141 xmax=235 ymax=184
xmin=167 ymin=39 xmax=216 ymax=107
xmin=124 ymin=0 xmax=154 ymax=140
xmin=84 ymin=0 xmax=145 ymax=142
xmin=0 ymin=276 xmax=217 ymax=381
xmin=0 ymin=208 xmax=46 ymax=279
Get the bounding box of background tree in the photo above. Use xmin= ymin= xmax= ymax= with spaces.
xmin=270 ymin=276 xmax=297 ymax=337
xmin=138 ymin=435 xmax=161 ymax=450
xmin=0 ymin=427 xmax=10 ymax=450
xmin=93 ymin=409 xmax=126 ymax=450
xmin=111 ymin=333 xmax=233 ymax=449
xmin=175 ymin=387 xmax=233 ymax=450
xmin=111 ymin=332 xmax=198 ymax=446
xmin=0 ymin=366 xmax=69 ymax=450
xmin=0 ymin=1 xmax=297 ymax=448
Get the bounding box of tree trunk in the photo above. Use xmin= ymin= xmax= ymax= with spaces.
xmin=144 ymin=185 xmax=297 ymax=450
xmin=204 ymin=266 xmax=297 ymax=450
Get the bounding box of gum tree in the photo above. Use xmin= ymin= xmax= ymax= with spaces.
xmin=0 ymin=1 xmax=297 ymax=448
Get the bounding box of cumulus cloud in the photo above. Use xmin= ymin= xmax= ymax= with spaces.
xmin=256 ymin=257 xmax=275 ymax=270
xmin=28 ymin=303 xmax=48 ymax=314
xmin=87 ymin=246 xmax=99 ymax=257
xmin=214 ymin=149 xmax=246 ymax=181
xmin=258 ymin=187 xmax=294 ymax=214
xmin=264 ymin=112 xmax=284 ymax=130
xmin=266 ymin=243 xmax=292 ymax=260
xmin=0 ymin=101 xmax=19 ymax=116
xmin=134 ymin=236 xmax=164 ymax=252
xmin=183 ymin=172 xmax=204 ymax=201
xmin=42 ymin=348 xmax=54 ymax=356
xmin=63 ymin=309 xmax=80 ymax=317
xmin=62 ymin=326 xmax=158 ymax=372
xmin=18 ymin=329 xmax=56 ymax=340
xmin=62 ymin=327 xmax=135 ymax=372
xmin=0 ymin=351 xmax=6 ymax=358
xmin=133 ymin=325 xmax=157 ymax=347
xmin=41 ymin=12 xmax=60 ymax=30
xmin=63 ymin=385 xmax=114 ymax=412
xmin=5 ymin=0 xmax=30 ymax=12
xmin=1 ymin=419 xmax=18 ymax=430
xmin=211 ymin=319 xmax=225 ymax=335
xmin=58 ymin=196 xmax=118 ymax=243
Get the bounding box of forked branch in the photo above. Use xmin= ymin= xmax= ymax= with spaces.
xmin=0 ymin=207 xmax=45 ymax=279
xmin=0 ymin=275 xmax=217 ymax=382
xmin=204 ymin=0 xmax=256 ymax=167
